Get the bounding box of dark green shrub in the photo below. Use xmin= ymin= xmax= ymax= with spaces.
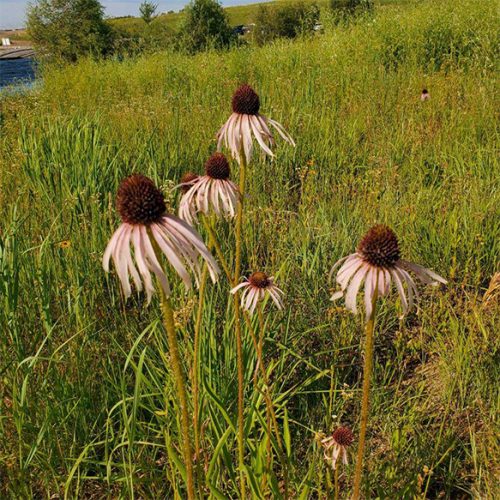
xmin=253 ymin=1 xmax=320 ymax=46
xmin=177 ymin=0 xmax=236 ymax=54
xmin=26 ymin=0 xmax=113 ymax=62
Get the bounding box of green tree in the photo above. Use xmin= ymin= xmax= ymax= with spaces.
xmin=330 ymin=0 xmax=373 ymax=16
xmin=254 ymin=2 xmax=320 ymax=46
xmin=27 ymin=0 xmax=113 ymax=61
xmin=139 ymin=1 xmax=158 ymax=24
xmin=178 ymin=0 xmax=235 ymax=54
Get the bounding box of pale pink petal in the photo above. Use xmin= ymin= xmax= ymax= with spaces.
xmin=364 ymin=268 xmax=376 ymax=319
xmin=230 ymin=281 xmax=250 ymax=294
xmin=150 ymin=225 xmax=191 ymax=291
xmin=249 ymin=115 xmax=274 ymax=157
xmin=139 ymin=226 xmax=171 ymax=297
xmin=390 ymin=267 xmax=408 ymax=315
xmin=400 ymin=259 xmax=447 ymax=285
xmin=112 ymin=224 xmax=132 ymax=298
xmin=132 ymin=226 xmax=155 ymax=303
xmin=103 ymin=224 xmax=126 ymax=272
xmin=345 ymin=264 xmax=369 ymax=314
xmin=267 ymin=117 xmax=295 ymax=146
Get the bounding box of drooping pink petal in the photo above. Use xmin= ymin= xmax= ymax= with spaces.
xmin=390 ymin=267 xmax=408 ymax=315
xmin=139 ymin=225 xmax=171 ymax=297
xmin=345 ymin=264 xmax=369 ymax=314
xmin=131 ymin=226 xmax=155 ymax=303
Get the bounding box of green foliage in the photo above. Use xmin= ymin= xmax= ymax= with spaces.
xmin=254 ymin=1 xmax=320 ymax=45
xmin=1 ymin=0 xmax=499 ymax=497
xmin=26 ymin=0 xmax=113 ymax=61
xmin=139 ymin=0 xmax=158 ymax=24
xmin=177 ymin=0 xmax=236 ymax=53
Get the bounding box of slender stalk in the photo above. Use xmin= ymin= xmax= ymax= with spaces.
xmin=192 ymin=265 xmax=208 ymax=462
xmin=159 ymin=292 xmax=196 ymax=500
xmin=334 ymin=464 xmax=339 ymax=500
xmin=202 ymin=217 xmax=232 ymax=282
xmin=256 ymin=306 xmax=290 ymax=499
xmin=232 ymin=152 xmax=247 ymax=498
xmin=352 ymin=290 xmax=378 ymax=499
xmin=257 ymin=306 xmax=272 ymax=491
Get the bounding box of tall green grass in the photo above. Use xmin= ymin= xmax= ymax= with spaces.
xmin=0 ymin=0 xmax=498 ymax=497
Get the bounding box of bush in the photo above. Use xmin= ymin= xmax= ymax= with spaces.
xmin=330 ymin=0 xmax=373 ymax=23
xmin=139 ymin=1 xmax=158 ymax=24
xmin=26 ymin=0 xmax=113 ymax=61
xmin=254 ymin=1 xmax=320 ymax=46
xmin=177 ymin=0 xmax=236 ymax=53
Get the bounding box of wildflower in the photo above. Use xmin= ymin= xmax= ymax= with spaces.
xmin=178 ymin=153 xmax=239 ymax=225
xmin=179 ymin=171 xmax=199 ymax=194
xmin=103 ymin=174 xmax=219 ymax=303
xmin=321 ymin=426 xmax=354 ymax=470
xmin=58 ymin=240 xmax=71 ymax=249
xmin=230 ymin=271 xmax=284 ymax=314
xmin=420 ymin=89 xmax=430 ymax=101
xmin=217 ymin=84 xmax=295 ymax=164
xmin=330 ymin=225 xmax=447 ymax=318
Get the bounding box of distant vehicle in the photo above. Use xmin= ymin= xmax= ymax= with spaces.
xmin=233 ymin=25 xmax=245 ymax=36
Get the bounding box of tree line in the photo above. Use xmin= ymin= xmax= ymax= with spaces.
xmin=26 ymin=0 xmax=372 ymax=62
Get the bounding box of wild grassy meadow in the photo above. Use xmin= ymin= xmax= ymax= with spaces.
xmin=1 ymin=0 xmax=499 ymax=498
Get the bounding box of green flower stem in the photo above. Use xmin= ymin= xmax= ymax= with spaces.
xmin=192 ymin=263 xmax=208 ymax=477
xmin=202 ymin=216 xmax=232 ymax=282
xmin=352 ymin=289 xmax=379 ymax=499
xmin=242 ymin=307 xmax=289 ymax=498
xmin=233 ymin=152 xmax=247 ymax=498
xmin=334 ymin=464 xmax=339 ymax=500
xmin=159 ymin=291 xmax=196 ymax=500
xmin=150 ymin=234 xmax=196 ymax=499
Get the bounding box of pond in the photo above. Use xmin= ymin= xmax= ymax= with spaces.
xmin=0 ymin=57 xmax=36 ymax=89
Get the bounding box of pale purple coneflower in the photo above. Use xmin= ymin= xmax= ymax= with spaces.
xmin=179 ymin=171 xmax=199 ymax=194
xmin=103 ymin=174 xmax=219 ymax=303
xmin=321 ymin=426 xmax=354 ymax=470
xmin=420 ymin=88 xmax=430 ymax=101
xmin=330 ymin=225 xmax=447 ymax=318
xmin=217 ymin=84 xmax=295 ymax=164
xmin=230 ymin=271 xmax=284 ymax=315
xmin=178 ymin=153 xmax=239 ymax=225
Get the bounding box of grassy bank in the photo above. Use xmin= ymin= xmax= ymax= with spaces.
xmin=0 ymin=0 xmax=499 ymax=498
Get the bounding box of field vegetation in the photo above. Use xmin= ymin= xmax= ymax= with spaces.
xmin=0 ymin=0 xmax=499 ymax=498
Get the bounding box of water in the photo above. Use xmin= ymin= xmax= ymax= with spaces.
xmin=0 ymin=57 xmax=36 ymax=89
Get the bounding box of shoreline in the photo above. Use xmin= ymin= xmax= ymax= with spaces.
xmin=0 ymin=47 xmax=35 ymax=60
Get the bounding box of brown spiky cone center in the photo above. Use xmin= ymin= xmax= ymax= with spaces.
xmin=180 ymin=171 xmax=199 ymax=193
xmin=249 ymin=271 xmax=270 ymax=288
xmin=357 ymin=224 xmax=400 ymax=268
xmin=232 ymin=84 xmax=260 ymax=115
xmin=332 ymin=426 xmax=354 ymax=447
xmin=117 ymin=174 xmax=166 ymax=225
xmin=205 ymin=153 xmax=231 ymax=180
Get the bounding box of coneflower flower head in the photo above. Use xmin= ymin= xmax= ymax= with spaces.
xmin=321 ymin=426 xmax=354 ymax=470
xmin=117 ymin=174 xmax=166 ymax=225
xmin=330 ymin=224 xmax=447 ymax=318
xmin=178 ymin=153 xmax=239 ymax=225
xmin=332 ymin=426 xmax=354 ymax=447
xmin=231 ymin=271 xmax=284 ymax=314
xmin=420 ymin=88 xmax=430 ymax=101
xmin=179 ymin=172 xmax=199 ymax=193
xmin=205 ymin=152 xmax=231 ymax=179
xmin=103 ymin=174 xmax=219 ymax=303
xmin=232 ymin=84 xmax=260 ymax=115
xmin=217 ymin=84 xmax=295 ymax=164
xmin=357 ymin=225 xmax=400 ymax=269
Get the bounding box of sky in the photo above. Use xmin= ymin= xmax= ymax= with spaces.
xmin=0 ymin=0 xmax=261 ymax=30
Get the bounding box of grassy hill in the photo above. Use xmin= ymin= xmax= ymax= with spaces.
xmin=0 ymin=0 xmax=498 ymax=498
